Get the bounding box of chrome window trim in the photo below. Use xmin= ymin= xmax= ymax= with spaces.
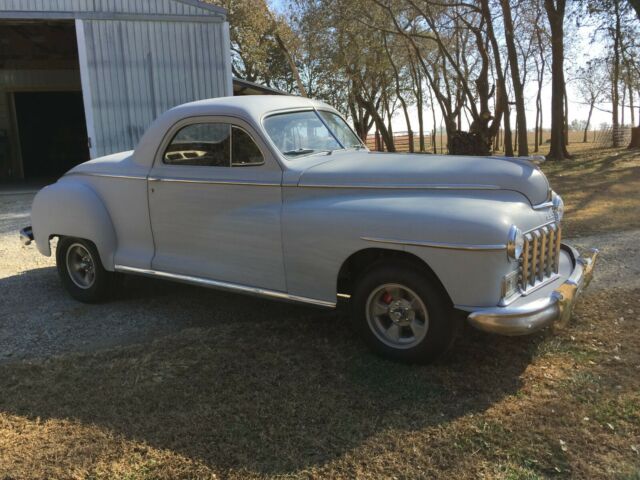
xmin=361 ymin=236 xmax=507 ymax=251
xmin=151 ymin=114 xmax=279 ymax=171
xmin=161 ymin=122 xmax=266 ymax=168
xmin=261 ymin=107 xmax=367 ymax=159
xmin=147 ymin=176 xmax=280 ymax=187
xmin=114 ymin=265 xmax=336 ymax=308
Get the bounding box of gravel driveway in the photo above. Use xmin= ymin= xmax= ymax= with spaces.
xmin=1 ymin=192 xmax=638 ymax=362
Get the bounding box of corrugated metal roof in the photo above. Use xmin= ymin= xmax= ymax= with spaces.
xmin=0 ymin=0 xmax=226 ymax=20
xmin=233 ymin=77 xmax=287 ymax=96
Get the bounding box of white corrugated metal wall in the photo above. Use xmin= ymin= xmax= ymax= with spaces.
xmin=78 ymin=18 xmax=231 ymax=157
xmin=0 ymin=0 xmax=221 ymax=17
xmin=0 ymin=0 xmax=232 ymax=161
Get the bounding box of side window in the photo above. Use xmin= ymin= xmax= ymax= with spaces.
xmin=164 ymin=123 xmax=231 ymax=167
xmin=232 ymin=127 xmax=264 ymax=166
xmin=163 ymin=123 xmax=264 ymax=167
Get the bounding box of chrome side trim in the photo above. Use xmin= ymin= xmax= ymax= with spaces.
xmin=293 ymin=183 xmax=501 ymax=190
xmin=147 ymin=176 xmax=281 ymax=187
xmin=114 ymin=265 xmax=336 ymax=308
xmin=524 ymin=219 xmax=557 ymax=234
xmin=65 ymin=172 xmax=147 ymax=181
xmin=532 ymin=201 xmax=553 ymax=210
xmin=361 ymin=236 xmax=507 ymax=251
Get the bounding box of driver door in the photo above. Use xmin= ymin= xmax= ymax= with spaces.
xmin=147 ymin=117 xmax=286 ymax=291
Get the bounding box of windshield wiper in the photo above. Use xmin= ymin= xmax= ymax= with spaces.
xmin=283 ymin=148 xmax=315 ymax=156
xmin=283 ymin=148 xmax=335 ymax=157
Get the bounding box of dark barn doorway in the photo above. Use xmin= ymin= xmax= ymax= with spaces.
xmin=13 ymin=91 xmax=89 ymax=179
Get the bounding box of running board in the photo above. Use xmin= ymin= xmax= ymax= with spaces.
xmin=114 ymin=265 xmax=336 ymax=308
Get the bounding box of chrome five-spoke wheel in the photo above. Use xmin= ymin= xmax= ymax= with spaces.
xmin=366 ymin=283 xmax=429 ymax=349
xmin=57 ymin=237 xmax=112 ymax=303
xmin=353 ymin=261 xmax=458 ymax=363
xmin=65 ymin=243 xmax=96 ymax=289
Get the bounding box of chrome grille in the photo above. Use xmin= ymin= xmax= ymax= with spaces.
xmin=519 ymin=223 xmax=561 ymax=292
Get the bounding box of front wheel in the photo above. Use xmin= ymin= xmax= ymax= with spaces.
xmin=352 ymin=262 xmax=458 ymax=363
xmin=56 ymin=237 xmax=113 ymax=303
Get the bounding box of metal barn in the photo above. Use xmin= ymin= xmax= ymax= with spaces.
xmin=0 ymin=0 xmax=232 ymax=180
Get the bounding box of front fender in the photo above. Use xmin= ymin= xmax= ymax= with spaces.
xmin=31 ymin=180 xmax=117 ymax=270
xmin=283 ymin=188 xmax=551 ymax=307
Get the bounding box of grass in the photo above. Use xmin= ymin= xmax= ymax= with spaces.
xmin=541 ymin=145 xmax=640 ymax=237
xmin=0 ymin=146 xmax=639 ymax=479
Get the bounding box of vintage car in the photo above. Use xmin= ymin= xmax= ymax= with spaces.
xmin=20 ymin=95 xmax=598 ymax=363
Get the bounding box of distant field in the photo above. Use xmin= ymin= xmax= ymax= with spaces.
xmin=367 ymin=128 xmax=633 ymax=155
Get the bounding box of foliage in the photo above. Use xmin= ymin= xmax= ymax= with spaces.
xmin=210 ymin=0 xmax=640 ymax=155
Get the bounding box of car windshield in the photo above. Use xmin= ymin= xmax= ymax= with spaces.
xmin=263 ymin=110 xmax=363 ymax=158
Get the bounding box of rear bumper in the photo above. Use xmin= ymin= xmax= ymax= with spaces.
xmin=20 ymin=226 xmax=34 ymax=246
xmin=467 ymin=244 xmax=598 ymax=336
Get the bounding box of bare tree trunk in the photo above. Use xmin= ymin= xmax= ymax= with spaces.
xmin=564 ymin=82 xmax=569 ymax=146
xmin=535 ymin=92 xmax=541 ymax=152
xmin=584 ymin=100 xmax=595 ymax=143
xmin=612 ymin=0 xmax=621 ymax=147
xmin=383 ymin=35 xmax=413 ymax=152
xmin=266 ymin=7 xmax=307 ymax=97
xmin=429 ymin=87 xmax=438 ymax=154
xmin=621 ymin=83 xmax=626 ymax=127
xmin=410 ymin=59 xmax=426 ymax=151
xmin=480 ymin=0 xmax=512 ymax=155
xmin=500 ymin=0 xmax=528 ymax=156
xmin=539 ymin=108 xmax=543 ymax=146
xmin=360 ymin=97 xmax=394 ymax=151
xmin=544 ymin=0 xmax=570 ymax=160
xmin=630 ymin=83 xmax=635 ymax=126
xmin=416 ymin=97 xmax=423 ymax=152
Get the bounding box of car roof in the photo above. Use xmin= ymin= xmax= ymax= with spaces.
xmin=169 ymin=94 xmax=335 ymax=120
xmin=133 ymin=95 xmax=340 ymax=167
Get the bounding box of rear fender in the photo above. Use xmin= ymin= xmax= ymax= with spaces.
xmin=31 ymin=180 xmax=117 ymax=270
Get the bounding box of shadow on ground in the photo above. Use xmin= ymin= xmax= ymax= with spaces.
xmin=0 ymin=267 xmax=545 ymax=476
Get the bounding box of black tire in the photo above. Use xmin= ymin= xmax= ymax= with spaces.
xmin=351 ymin=260 xmax=459 ymax=364
xmin=56 ymin=237 xmax=113 ymax=303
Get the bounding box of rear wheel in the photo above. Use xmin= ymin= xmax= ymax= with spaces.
xmin=56 ymin=237 xmax=113 ymax=303
xmin=352 ymin=262 xmax=458 ymax=363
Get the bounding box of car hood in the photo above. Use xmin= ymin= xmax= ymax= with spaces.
xmin=297 ymin=151 xmax=550 ymax=205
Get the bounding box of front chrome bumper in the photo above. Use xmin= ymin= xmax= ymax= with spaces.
xmin=20 ymin=225 xmax=34 ymax=246
xmin=467 ymin=244 xmax=599 ymax=336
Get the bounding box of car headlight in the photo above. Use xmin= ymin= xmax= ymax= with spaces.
xmin=552 ymin=193 xmax=564 ymax=222
xmin=507 ymin=225 xmax=524 ymax=260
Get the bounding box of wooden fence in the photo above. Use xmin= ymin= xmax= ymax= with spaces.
xmin=365 ymin=127 xmax=635 ymax=154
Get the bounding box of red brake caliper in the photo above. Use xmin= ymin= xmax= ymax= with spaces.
xmin=382 ymin=292 xmax=393 ymax=304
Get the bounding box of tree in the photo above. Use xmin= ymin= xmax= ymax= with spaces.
xmin=576 ymin=59 xmax=607 ymax=142
xmin=586 ymin=0 xmax=639 ymax=146
xmin=370 ymin=0 xmax=503 ymax=155
xmin=205 ymin=0 xmax=301 ymax=92
xmin=544 ymin=0 xmax=571 ymax=160
xmin=628 ymin=0 xmax=640 ymax=19
xmin=500 ymin=0 xmax=528 ymax=156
